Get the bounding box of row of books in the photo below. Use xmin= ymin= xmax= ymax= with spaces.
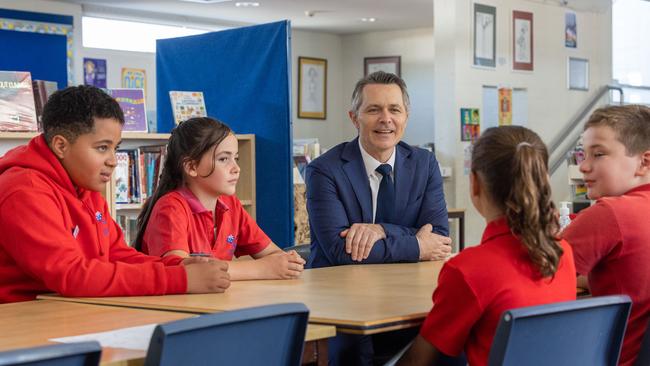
xmin=116 ymin=215 xmax=138 ymax=247
xmin=115 ymin=145 xmax=167 ymax=204
xmin=0 ymin=71 xmax=58 ymax=132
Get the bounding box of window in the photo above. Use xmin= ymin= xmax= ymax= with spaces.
xmin=82 ymin=16 xmax=214 ymax=53
xmin=613 ymin=0 xmax=650 ymax=86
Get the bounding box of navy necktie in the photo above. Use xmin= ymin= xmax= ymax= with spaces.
xmin=375 ymin=164 xmax=395 ymax=224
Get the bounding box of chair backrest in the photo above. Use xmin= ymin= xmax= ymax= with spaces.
xmin=0 ymin=341 xmax=101 ymax=366
xmin=144 ymin=303 xmax=309 ymax=366
xmin=284 ymin=244 xmax=311 ymax=262
xmin=488 ymin=295 xmax=632 ymax=366
xmin=634 ymin=319 xmax=650 ymax=366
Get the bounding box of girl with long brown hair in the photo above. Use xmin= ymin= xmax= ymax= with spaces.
xmin=398 ymin=126 xmax=577 ymax=366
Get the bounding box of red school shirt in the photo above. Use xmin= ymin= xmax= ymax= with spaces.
xmin=143 ymin=187 xmax=271 ymax=260
xmin=562 ymin=183 xmax=650 ymax=366
xmin=420 ymin=218 xmax=577 ymax=366
xmin=0 ymin=135 xmax=187 ymax=303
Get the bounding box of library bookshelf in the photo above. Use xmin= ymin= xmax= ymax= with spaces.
xmin=0 ymin=132 xmax=257 ymax=221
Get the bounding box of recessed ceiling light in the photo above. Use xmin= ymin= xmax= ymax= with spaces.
xmin=179 ymin=0 xmax=233 ymax=4
xmin=235 ymin=2 xmax=260 ymax=7
xmin=361 ymin=17 xmax=376 ymax=22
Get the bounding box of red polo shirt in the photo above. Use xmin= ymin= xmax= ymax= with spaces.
xmin=562 ymin=183 xmax=650 ymax=366
xmin=143 ymin=188 xmax=270 ymax=260
xmin=420 ymin=218 xmax=576 ymax=366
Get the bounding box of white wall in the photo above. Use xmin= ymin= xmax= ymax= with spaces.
xmin=291 ymin=30 xmax=345 ymax=150
xmin=434 ymin=0 xmax=613 ymax=246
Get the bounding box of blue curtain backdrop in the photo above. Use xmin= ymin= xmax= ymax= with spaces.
xmin=156 ymin=21 xmax=293 ymax=246
xmin=0 ymin=9 xmax=71 ymax=88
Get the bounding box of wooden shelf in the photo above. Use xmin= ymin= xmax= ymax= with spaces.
xmin=0 ymin=132 xmax=38 ymax=139
xmin=567 ymin=164 xmax=583 ymax=183
xmin=116 ymin=203 xmax=143 ymax=210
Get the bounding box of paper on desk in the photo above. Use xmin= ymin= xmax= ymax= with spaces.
xmin=50 ymin=323 xmax=157 ymax=351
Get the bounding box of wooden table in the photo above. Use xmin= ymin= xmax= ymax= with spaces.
xmin=40 ymin=261 xmax=444 ymax=335
xmin=448 ymin=208 xmax=466 ymax=251
xmin=0 ymin=300 xmax=334 ymax=366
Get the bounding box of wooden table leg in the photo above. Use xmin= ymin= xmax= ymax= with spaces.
xmin=301 ymin=339 xmax=328 ymax=366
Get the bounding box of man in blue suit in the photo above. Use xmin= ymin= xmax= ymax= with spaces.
xmin=305 ymin=71 xmax=452 ymax=365
xmin=306 ymin=71 xmax=451 ymax=270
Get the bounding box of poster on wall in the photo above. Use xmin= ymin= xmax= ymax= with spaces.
xmin=121 ymin=68 xmax=146 ymax=96
xmin=83 ymin=58 xmax=106 ymax=88
xmin=460 ymin=108 xmax=481 ymax=142
xmin=498 ymin=87 xmax=512 ymax=125
xmin=473 ymin=3 xmax=497 ymax=68
xmin=565 ymin=11 xmax=577 ymax=48
xmin=513 ymin=11 xmax=534 ymax=71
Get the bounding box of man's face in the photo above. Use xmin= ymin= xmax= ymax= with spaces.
xmin=580 ymin=125 xmax=644 ymax=199
xmin=350 ymin=83 xmax=408 ymax=161
xmin=59 ymin=117 xmax=122 ymax=192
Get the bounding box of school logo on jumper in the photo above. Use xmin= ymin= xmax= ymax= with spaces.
xmin=227 ymin=235 xmax=235 ymax=244
xmin=95 ymin=211 xmax=103 ymax=223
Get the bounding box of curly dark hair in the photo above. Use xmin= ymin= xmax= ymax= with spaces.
xmin=41 ymin=85 xmax=124 ymax=143
xmin=472 ymin=126 xmax=563 ymax=278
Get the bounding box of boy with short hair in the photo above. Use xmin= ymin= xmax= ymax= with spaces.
xmin=562 ymin=104 xmax=650 ymax=366
xmin=0 ymin=85 xmax=230 ymax=303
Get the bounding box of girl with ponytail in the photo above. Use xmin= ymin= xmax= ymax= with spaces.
xmin=398 ymin=126 xmax=577 ymax=366
xmin=135 ymin=117 xmax=305 ymax=280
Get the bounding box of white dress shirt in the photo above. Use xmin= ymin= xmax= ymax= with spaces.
xmin=358 ymin=139 xmax=395 ymax=223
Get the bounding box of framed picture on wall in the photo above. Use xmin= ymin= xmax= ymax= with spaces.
xmin=567 ymin=57 xmax=589 ymax=91
xmin=473 ymin=3 xmax=497 ymax=68
xmin=512 ymin=11 xmax=533 ymax=71
xmin=364 ymin=56 xmax=401 ymax=77
xmin=298 ymin=56 xmax=327 ymax=119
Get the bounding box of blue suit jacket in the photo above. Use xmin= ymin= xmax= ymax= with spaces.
xmin=305 ymin=138 xmax=448 ymax=268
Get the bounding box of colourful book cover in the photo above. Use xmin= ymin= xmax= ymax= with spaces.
xmin=169 ymin=91 xmax=207 ymax=125
xmin=83 ymin=58 xmax=107 ymax=88
xmin=106 ymin=88 xmax=148 ymax=132
xmin=115 ymin=151 xmax=130 ymax=204
xmin=32 ymin=80 xmax=58 ymax=131
xmin=0 ymin=71 xmax=38 ymax=132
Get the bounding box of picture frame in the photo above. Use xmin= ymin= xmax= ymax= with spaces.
xmin=567 ymin=57 xmax=589 ymax=91
xmin=298 ymin=57 xmax=327 ymax=119
xmin=565 ymin=11 xmax=577 ymax=48
xmin=473 ymin=3 xmax=497 ymax=68
xmin=512 ymin=11 xmax=533 ymax=71
xmin=364 ymin=56 xmax=401 ymax=77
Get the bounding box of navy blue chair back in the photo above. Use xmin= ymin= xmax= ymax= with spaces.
xmin=635 ymin=319 xmax=650 ymax=366
xmin=0 ymin=341 xmax=101 ymax=366
xmin=488 ymin=295 xmax=632 ymax=366
xmin=144 ymin=303 xmax=309 ymax=366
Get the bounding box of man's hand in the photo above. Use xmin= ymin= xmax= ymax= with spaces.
xmin=340 ymin=223 xmax=386 ymax=261
xmin=416 ymin=224 xmax=452 ymax=261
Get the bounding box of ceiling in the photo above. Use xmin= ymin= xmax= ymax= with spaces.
xmin=46 ymin=0 xmax=612 ymax=35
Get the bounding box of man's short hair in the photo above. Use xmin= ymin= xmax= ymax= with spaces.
xmin=42 ymin=85 xmax=125 ymax=143
xmin=584 ymin=104 xmax=650 ymax=155
xmin=350 ymin=71 xmax=410 ymax=116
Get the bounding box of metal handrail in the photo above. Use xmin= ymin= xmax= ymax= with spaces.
xmin=548 ymin=84 xmax=623 ymax=175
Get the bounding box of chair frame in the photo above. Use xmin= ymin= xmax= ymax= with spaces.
xmin=144 ymin=303 xmax=309 ymax=366
xmin=488 ymin=295 xmax=632 ymax=366
xmin=0 ymin=341 xmax=101 ymax=366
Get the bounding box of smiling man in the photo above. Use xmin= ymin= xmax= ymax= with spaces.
xmin=305 ymin=71 xmax=452 ymax=365
xmin=306 ymin=71 xmax=451 ymax=270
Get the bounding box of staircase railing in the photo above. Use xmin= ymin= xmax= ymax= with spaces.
xmin=548 ymin=84 xmax=624 ymax=175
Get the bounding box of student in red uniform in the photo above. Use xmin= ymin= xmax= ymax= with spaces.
xmin=398 ymin=126 xmax=577 ymax=366
xmin=135 ymin=117 xmax=305 ymax=280
xmin=562 ymin=105 xmax=650 ymax=366
xmin=0 ymin=86 xmax=230 ymax=303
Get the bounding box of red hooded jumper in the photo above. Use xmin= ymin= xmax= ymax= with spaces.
xmin=0 ymin=135 xmax=187 ymax=303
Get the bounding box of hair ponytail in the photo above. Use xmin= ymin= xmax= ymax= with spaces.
xmin=472 ymin=126 xmax=563 ymax=278
xmin=133 ymin=117 xmax=232 ymax=251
